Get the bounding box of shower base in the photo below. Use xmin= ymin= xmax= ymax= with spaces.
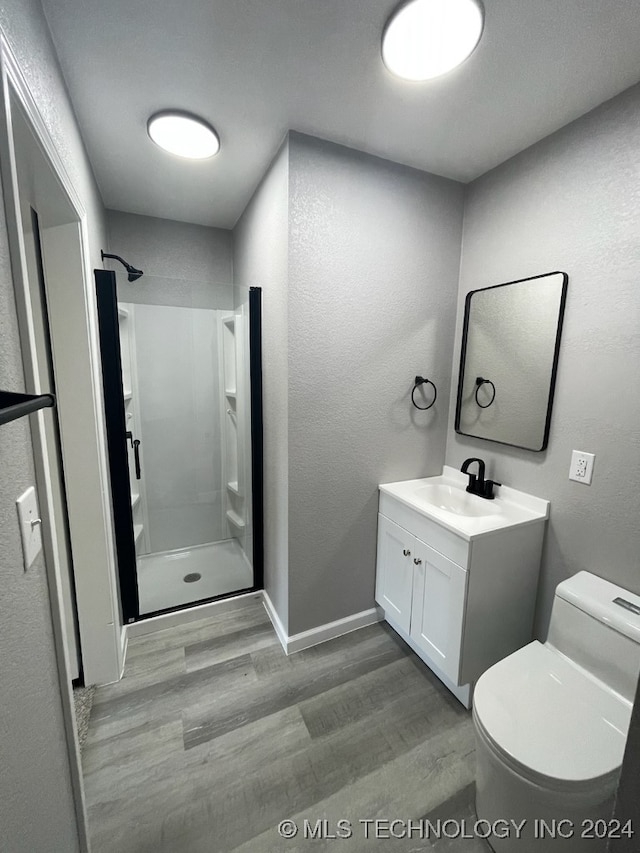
xmin=137 ymin=539 xmax=252 ymax=616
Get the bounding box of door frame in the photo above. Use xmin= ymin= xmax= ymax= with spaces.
xmin=95 ymin=268 xmax=140 ymax=622
xmin=0 ymin=30 xmax=122 ymax=852
xmin=0 ymin=31 xmax=123 ymax=686
xmin=29 ymin=207 xmax=83 ymax=681
xmin=122 ymin=292 xmax=264 ymax=621
xmin=249 ymin=286 xmax=264 ymax=590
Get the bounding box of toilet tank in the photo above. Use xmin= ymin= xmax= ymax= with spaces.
xmin=546 ymin=571 xmax=640 ymax=703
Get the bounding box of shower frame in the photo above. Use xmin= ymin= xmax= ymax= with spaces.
xmin=94 ymin=268 xmax=264 ymax=622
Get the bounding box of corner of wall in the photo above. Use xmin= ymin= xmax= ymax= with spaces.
xmin=444 ymin=182 xmax=472 ymax=466
xmin=443 ymin=84 xmax=640 ymax=639
xmin=232 ymin=134 xmax=290 ymax=634
xmin=285 ymin=132 xmax=465 ymax=636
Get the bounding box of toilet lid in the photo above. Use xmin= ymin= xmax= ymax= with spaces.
xmin=473 ymin=642 xmax=632 ymax=787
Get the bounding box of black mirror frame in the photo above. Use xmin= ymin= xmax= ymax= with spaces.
xmin=454 ymin=271 xmax=569 ymax=452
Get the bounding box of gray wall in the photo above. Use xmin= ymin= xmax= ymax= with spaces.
xmin=233 ymin=134 xmax=464 ymax=635
xmin=286 ymin=133 xmax=464 ymax=635
xmin=0 ymin=2 xmax=108 ymax=850
xmin=0 ymin=209 xmax=81 ymax=853
xmin=106 ymin=209 xmax=234 ymax=309
xmin=446 ymin=82 xmax=640 ymax=638
xmin=233 ymin=141 xmax=290 ymax=629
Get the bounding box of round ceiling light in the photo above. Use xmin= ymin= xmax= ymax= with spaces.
xmin=382 ymin=0 xmax=484 ymax=82
xmin=147 ymin=111 xmax=220 ymax=159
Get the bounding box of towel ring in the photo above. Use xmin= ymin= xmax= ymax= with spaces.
xmin=411 ymin=375 xmax=437 ymax=410
xmin=475 ymin=376 xmax=496 ymax=408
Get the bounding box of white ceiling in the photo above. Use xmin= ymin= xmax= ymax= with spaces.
xmin=42 ymin=0 xmax=640 ymax=229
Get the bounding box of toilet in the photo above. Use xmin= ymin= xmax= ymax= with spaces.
xmin=473 ymin=572 xmax=640 ymax=852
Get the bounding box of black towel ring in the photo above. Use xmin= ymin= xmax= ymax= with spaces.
xmin=475 ymin=376 xmax=496 ymax=408
xmin=411 ymin=376 xmax=437 ymax=410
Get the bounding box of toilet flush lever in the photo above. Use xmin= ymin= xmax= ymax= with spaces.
xmin=614 ymin=597 xmax=640 ymax=616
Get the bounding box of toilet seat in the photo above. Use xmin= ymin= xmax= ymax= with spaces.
xmin=473 ymin=641 xmax=631 ymax=791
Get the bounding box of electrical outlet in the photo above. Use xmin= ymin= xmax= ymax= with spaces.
xmin=569 ymin=450 xmax=595 ymax=485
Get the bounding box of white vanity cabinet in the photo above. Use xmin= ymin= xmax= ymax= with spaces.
xmin=375 ymin=469 xmax=549 ymax=708
xmin=377 ymin=515 xmax=467 ymax=684
xmin=409 ymin=537 xmax=468 ymax=686
xmin=376 ymin=515 xmax=414 ymax=634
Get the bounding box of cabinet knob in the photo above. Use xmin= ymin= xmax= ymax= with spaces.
xmin=413 ymin=557 xmax=422 ymax=565
xmin=403 ymin=549 xmax=411 ymax=556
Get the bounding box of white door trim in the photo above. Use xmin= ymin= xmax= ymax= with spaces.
xmin=0 ymin=28 xmax=121 ymax=852
xmin=0 ymin=29 xmax=123 ymax=685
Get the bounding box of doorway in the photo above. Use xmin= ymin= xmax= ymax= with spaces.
xmin=95 ymin=268 xmax=264 ymax=622
xmin=0 ymin=37 xmax=130 ymax=850
xmin=1 ymin=88 xmax=123 ymax=687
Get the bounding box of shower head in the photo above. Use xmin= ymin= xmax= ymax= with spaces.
xmin=101 ymin=250 xmax=144 ymax=282
xmin=126 ymin=266 xmax=144 ymax=282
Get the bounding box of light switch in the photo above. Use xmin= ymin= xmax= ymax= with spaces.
xmin=16 ymin=486 xmax=43 ymax=569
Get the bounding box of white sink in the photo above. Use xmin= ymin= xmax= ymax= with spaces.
xmin=379 ymin=466 xmax=549 ymax=539
xmin=415 ymin=483 xmax=500 ymax=518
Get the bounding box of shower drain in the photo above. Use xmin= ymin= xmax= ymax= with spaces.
xmin=183 ymin=572 xmax=202 ymax=584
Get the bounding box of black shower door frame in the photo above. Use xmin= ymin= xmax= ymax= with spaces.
xmin=95 ymin=269 xmax=264 ymax=622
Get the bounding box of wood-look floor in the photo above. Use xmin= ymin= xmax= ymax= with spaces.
xmin=83 ymin=596 xmax=488 ymax=852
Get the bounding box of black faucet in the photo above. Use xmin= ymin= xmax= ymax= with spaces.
xmin=460 ymin=457 xmax=501 ymax=500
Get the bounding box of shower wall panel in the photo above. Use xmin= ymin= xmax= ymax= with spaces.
xmin=133 ymin=304 xmax=224 ymax=553
xmin=228 ymin=295 xmax=253 ymax=565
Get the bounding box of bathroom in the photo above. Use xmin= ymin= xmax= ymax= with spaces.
xmin=0 ymin=1 xmax=639 ymax=851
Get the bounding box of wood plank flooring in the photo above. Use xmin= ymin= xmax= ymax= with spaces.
xmin=83 ymin=596 xmax=487 ymax=852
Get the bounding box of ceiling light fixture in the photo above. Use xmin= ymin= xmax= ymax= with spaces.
xmin=382 ymin=0 xmax=484 ymax=82
xmin=147 ymin=111 xmax=220 ymax=159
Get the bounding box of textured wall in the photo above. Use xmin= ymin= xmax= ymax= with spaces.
xmin=446 ymin=83 xmax=640 ymax=638
xmin=0 ymin=202 xmax=81 ymax=853
xmin=287 ymin=133 xmax=464 ymax=635
xmin=0 ymin=2 xmax=106 ymax=847
xmin=1 ymin=1 xmax=106 ymax=260
xmin=233 ymin=141 xmax=290 ymax=629
xmin=106 ymin=209 xmax=234 ymax=308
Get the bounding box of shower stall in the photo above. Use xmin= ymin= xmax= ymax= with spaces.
xmin=95 ymin=267 xmax=262 ymax=620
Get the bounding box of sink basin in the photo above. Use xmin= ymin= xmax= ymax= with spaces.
xmin=379 ymin=467 xmax=550 ymax=539
xmin=415 ymin=483 xmax=500 ymax=518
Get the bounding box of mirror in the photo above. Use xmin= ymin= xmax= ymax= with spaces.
xmin=455 ymin=271 xmax=568 ymax=451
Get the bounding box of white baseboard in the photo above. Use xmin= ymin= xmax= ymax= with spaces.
xmin=120 ymin=626 xmax=128 ymax=679
xmin=262 ymin=592 xmax=382 ymax=655
xmin=262 ymin=590 xmax=288 ymax=653
xmin=125 ymin=587 xmax=381 ymax=660
xmin=287 ymin=607 xmax=382 ymax=654
xmin=126 ymin=591 xmax=262 ymax=639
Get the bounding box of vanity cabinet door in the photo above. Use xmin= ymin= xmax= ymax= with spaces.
xmin=375 ymin=514 xmax=414 ymax=635
xmin=410 ymin=541 xmax=468 ymax=685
